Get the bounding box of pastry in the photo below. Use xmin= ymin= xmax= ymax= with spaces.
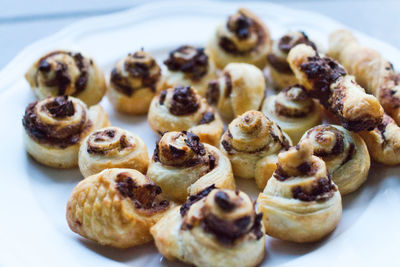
xmin=329 ymin=29 xmax=400 ymax=125
xmin=148 ymin=85 xmax=223 ymax=146
xmin=300 ymin=124 xmax=370 ymax=195
xmin=25 ymin=50 xmax=106 ymax=106
xmin=108 ymin=50 xmax=162 ymax=114
xmin=267 ymin=31 xmax=317 ymax=89
xmin=287 ymin=44 xmax=384 ymax=131
xmin=78 ymin=126 xmax=149 ymax=177
xmin=66 ymin=168 xmax=171 ymax=248
xmin=262 ymin=85 xmax=321 ymax=143
xmin=146 ymin=131 xmax=235 ymax=202
xmin=151 ymin=186 xmax=265 ymax=267
xmin=257 ymin=139 xmax=342 ymax=243
xmin=162 ymin=45 xmax=216 ymax=96
xmin=206 ymin=63 xmax=265 ymax=120
xmin=207 ymin=8 xmax=272 ymax=69
xmin=220 ymin=111 xmax=292 ymax=189
xmin=22 ymin=96 xmax=110 ymax=168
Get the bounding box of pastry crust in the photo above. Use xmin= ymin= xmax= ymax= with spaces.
xmin=108 ymin=50 xmax=162 ymax=115
xmin=220 ymin=111 xmax=292 ymax=189
xmin=66 ymin=168 xmax=171 ymax=248
xmin=25 ymin=50 xmax=106 ymax=106
xmin=147 ymin=86 xmax=223 ymax=146
xmin=22 ymin=96 xmax=110 ymax=168
xmin=78 ymin=126 xmax=149 ymax=177
xmin=207 ymin=8 xmax=272 ymax=69
xmin=147 ymin=131 xmax=235 ymax=202
xmin=151 ymin=187 xmax=265 ymax=267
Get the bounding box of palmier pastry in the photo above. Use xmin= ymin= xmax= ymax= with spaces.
xmin=329 ymin=29 xmax=400 ymax=125
xmin=66 ymin=168 xmax=171 ymax=248
xmin=206 ymin=63 xmax=265 ymax=120
xmin=148 ymin=85 xmax=223 ymax=146
xmin=287 ymin=44 xmax=384 ymax=131
xmin=78 ymin=127 xmax=149 ymax=177
xmin=108 ymin=50 xmax=162 ymax=114
xmin=162 ymin=45 xmax=216 ymax=96
xmin=300 ymin=125 xmax=370 ymax=195
xmin=25 ymin=50 xmax=106 ymax=106
xmin=151 ymin=186 xmax=265 ymax=267
xmin=257 ymin=140 xmax=342 ymax=243
xmin=22 ymin=96 xmax=110 ymax=168
xmin=220 ymin=111 xmax=292 ymax=189
xmin=147 ymin=131 xmax=235 ymax=202
xmin=267 ymin=31 xmax=317 ymax=89
xmin=262 ymin=85 xmax=321 ymax=143
xmin=207 ymin=8 xmax=272 ymax=69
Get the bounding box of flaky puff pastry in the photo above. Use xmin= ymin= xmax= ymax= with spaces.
xmin=78 ymin=127 xmax=149 ymax=177
xmin=207 ymin=8 xmax=272 ymax=69
xmin=66 ymin=168 xmax=171 ymax=248
xmin=220 ymin=111 xmax=292 ymax=189
xmin=329 ymin=29 xmax=400 ymax=125
xmin=108 ymin=50 xmax=162 ymax=115
xmin=262 ymin=85 xmax=321 ymax=143
xmin=22 ymin=96 xmax=110 ymax=168
xmin=162 ymin=45 xmax=217 ymax=97
xmin=148 ymin=86 xmax=223 ymax=146
xmin=206 ymin=63 xmax=265 ymax=120
xmin=25 ymin=50 xmax=106 ymax=106
xmin=288 ymin=44 xmax=384 ymax=132
xmin=151 ymin=186 xmax=265 ymax=267
xmin=257 ymin=140 xmax=342 ymax=243
xmin=147 ymin=131 xmax=235 ymax=202
xmin=300 ymin=125 xmax=370 ymax=195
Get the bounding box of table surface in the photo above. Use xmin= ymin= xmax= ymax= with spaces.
xmin=1 ymin=0 xmax=400 ymax=69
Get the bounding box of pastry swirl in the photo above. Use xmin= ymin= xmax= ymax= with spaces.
xmin=25 ymin=50 xmax=106 ymax=106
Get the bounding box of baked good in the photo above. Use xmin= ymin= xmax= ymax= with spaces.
xmin=162 ymin=45 xmax=216 ymax=97
xmin=148 ymin=85 xmax=223 ymax=146
xmin=220 ymin=110 xmax=292 ymax=189
xmin=262 ymin=85 xmax=321 ymax=143
xmin=66 ymin=168 xmax=171 ymax=248
xmin=206 ymin=63 xmax=265 ymax=120
xmin=300 ymin=124 xmax=370 ymax=195
xmin=22 ymin=96 xmax=110 ymax=168
xmin=257 ymin=139 xmax=342 ymax=243
xmin=25 ymin=50 xmax=106 ymax=106
xmin=147 ymin=131 xmax=235 ymax=202
xmin=329 ymin=29 xmax=400 ymax=125
xmin=108 ymin=50 xmax=162 ymax=114
xmin=78 ymin=126 xmax=149 ymax=177
xmin=287 ymin=44 xmax=384 ymax=131
xmin=207 ymin=8 xmax=272 ymax=69
xmin=151 ymin=186 xmax=265 ymax=267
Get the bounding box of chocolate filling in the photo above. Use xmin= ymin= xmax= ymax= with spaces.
xmin=199 ymin=111 xmax=215 ymax=125
xmin=214 ymin=191 xmax=236 ymax=211
xmin=292 ymin=177 xmax=335 ymax=202
xmin=278 ymin=32 xmax=316 ymax=54
xmin=206 ymin=80 xmax=220 ymax=105
xmin=224 ymin=72 xmax=233 ymax=98
xmin=159 ymin=90 xmax=167 ymax=105
xmin=273 ymin=164 xmax=289 ymax=181
xmin=44 ymin=96 xmax=75 ymax=118
xmin=267 ymin=54 xmax=292 ymax=74
xmin=184 ymin=131 xmax=206 ymax=156
xmin=180 ymin=184 xmax=216 ymax=216
xmin=169 ymin=86 xmax=200 ymax=115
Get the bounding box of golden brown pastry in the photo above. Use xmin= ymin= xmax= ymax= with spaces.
xmin=262 ymin=85 xmax=321 ymax=143
xmin=148 ymin=85 xmax=223 ymax=146
xmin=108 ymin=50 xmax=162 ymax=114
xmin=329 ymin=29 xmax=400 ymax=125
xmin=78 ymin=126 xmax=149 ymax=177
xmin=66 ymin=168 xmax=171 ymax=248
xmin=287 ymin=44 xmax=384 ymax=131
xmin=162 ymin=45 xmax=216 ymax=96
xmin=220 ymin=111 xmax=292 ymax=189
xmin=207 ymin=8 xmax=272 ymax=69
xmin=147 ymin=131 xmax=235 ymax=202
xmin=300 ymin=124 xmax=370 ymax=195
xmin=206 ymin=63 xmax=265 ymax=120
xmin=257 ymin=140 xmax=342 ymax=243
xmin=22 ymin=96 xmax=110 ymax=168
xmin=151 ymin=186 xmax=265 ymax=267
xmin=25 ymin=50 xmax=106 ymax=106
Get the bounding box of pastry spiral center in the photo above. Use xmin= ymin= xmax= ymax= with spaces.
xmin=274 ymin=86 xmax=313 ymax=117
xmin=87 ymin=128 xmax=135 ymax=155
xmin=167 ymin=86 xmax=200 ymax=116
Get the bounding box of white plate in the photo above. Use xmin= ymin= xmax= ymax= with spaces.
xmin=1 ymin=1 xmax=400 ymax=266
